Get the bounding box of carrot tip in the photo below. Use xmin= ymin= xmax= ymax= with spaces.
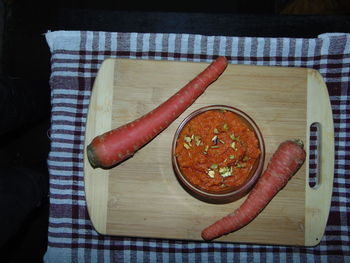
xmin=201 ymin=232 xmax=212 ymax=241
xmin=87 ymin=144 xmax=99 ymax=168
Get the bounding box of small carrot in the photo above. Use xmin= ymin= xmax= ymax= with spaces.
xmin=201 ymin=139 xmax=306 ymax=241
xmin=87 ymin=56 xmax=228 ymax=168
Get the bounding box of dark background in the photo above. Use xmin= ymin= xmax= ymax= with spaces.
xmin=0 ymin=0 xmax=349 ymax=262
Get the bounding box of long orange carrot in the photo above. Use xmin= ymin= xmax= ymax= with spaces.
xmin=87 ymin=56 xmax=228 ymax=168
xmin=201 ymin=139 xmax=306 ymax=241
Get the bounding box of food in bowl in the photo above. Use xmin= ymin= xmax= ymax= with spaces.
xmin=172 ymin=105 xmax=265 ymax=203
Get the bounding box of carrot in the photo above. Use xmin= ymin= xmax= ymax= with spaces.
xmin=201 ymin=139 xmax=306 ymax=241
xmin=87 ymin=56 xmax=228 ymax=168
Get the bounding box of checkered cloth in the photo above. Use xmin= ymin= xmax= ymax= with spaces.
xmin=44 ymin=31 xmax=349 ymax=262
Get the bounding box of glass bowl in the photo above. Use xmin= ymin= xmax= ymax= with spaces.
xmin=171 ymin=105 xmax=265 ymax=204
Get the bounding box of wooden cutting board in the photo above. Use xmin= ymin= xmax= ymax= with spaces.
xmin=84 ymin=58 xmax=334 ymax=246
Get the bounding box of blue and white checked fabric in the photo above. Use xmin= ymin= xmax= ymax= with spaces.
xmin=44 ymin=31 xmax=350 ymax=262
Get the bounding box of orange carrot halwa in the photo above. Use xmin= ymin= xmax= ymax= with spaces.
xmin=175 ymin=109 xmax=261 ymax=192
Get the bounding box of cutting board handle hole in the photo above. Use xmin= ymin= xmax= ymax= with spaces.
xmin=308 ymin=122 xmax=321 ymax=189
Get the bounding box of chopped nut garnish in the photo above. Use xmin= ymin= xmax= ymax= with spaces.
xmin=219 ymin=167 xmax=226 ymax=173
xmin=208 ymin=169 xmax=215 ymax=178
xmin=203 ymin=145 xmax=209 ymax=154
xmin=194 ymin=135 xmax=201 ymax=146
xmin=213 ymin=128 xmax=219 ymax=134
xmin=219 ymin=166 xmax=232 ymax=177
xmin=236 ymin=162 xmax=246 ymax=168
xmin=231 ymin=142 xmax=236 ymax=150
xmin=184 ymin=136 xmax=192 ymax=143
xmin=223 ymin=123 xmax=229 ymax=131
xmin=230 ymin=133 xmax=239 ymax=141
xmin=210 ymin=164 xmax=218 ymax=169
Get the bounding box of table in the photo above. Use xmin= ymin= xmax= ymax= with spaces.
xmin=44 ymin=30 xmax=349 ymax=262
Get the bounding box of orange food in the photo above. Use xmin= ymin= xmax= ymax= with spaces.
xmin=87 ymin=57 xmax=228 ymax=168
xmin=201 ymin=139 xmax=306 ymax=241
xmin=175 ymin=109 xmax=261 ymax=192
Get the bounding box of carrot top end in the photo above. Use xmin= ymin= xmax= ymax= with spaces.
xmin=87 ymin=144 xmax=100 ymax=168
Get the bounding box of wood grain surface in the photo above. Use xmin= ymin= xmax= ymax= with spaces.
xmin=84 ymin=58 xmax=334 ymax=246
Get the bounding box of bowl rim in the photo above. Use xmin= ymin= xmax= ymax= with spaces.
xmin=171 ymin=105 xmax=265 ymax=202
